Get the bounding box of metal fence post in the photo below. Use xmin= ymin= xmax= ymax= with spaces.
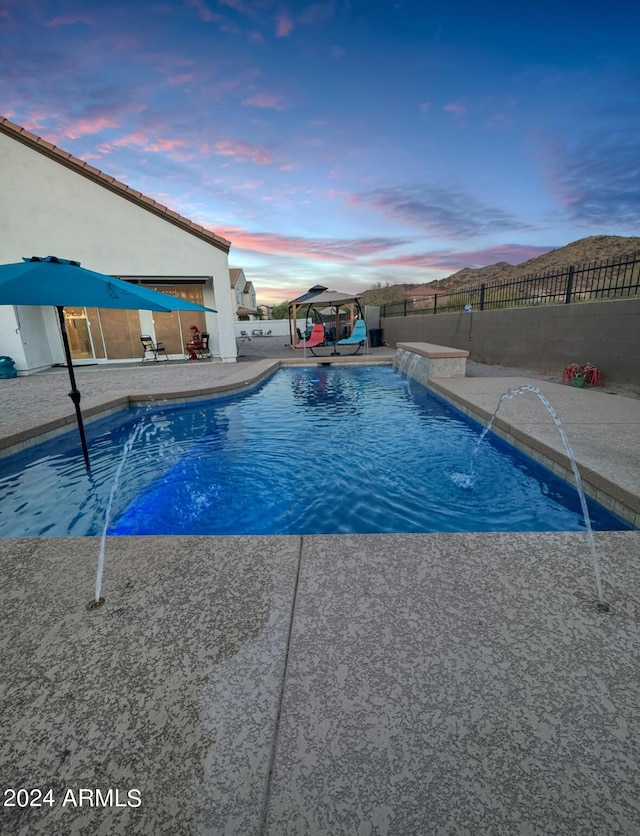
xmin=565 ymin=266 xmax=575 ymax=304
xmin=434 ymin=294 xmax=438 ymax=314
xmin=404 ymin=298 xmax=407 ymax=317
xmin=480 ymin=283 xmax=486 ymax=311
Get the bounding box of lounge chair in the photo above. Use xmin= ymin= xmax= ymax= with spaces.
xmin=140 ymin=335 xmax=168 ymax=362
xmin=337 ymin=319 xmax=368 ymax=354
xmin=194 ymin=332 xmax=212 ymax=359
xmin=294 ymin=323 xmax=325 ymax=350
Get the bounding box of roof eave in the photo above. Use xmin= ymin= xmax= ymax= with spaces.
xmin=0 ymin=117 xmax=231 ymax=255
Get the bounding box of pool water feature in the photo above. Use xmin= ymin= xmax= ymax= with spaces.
xmin=93 ymin=420 xmax=146 ymax=606
xmin=463 ymin=383 xmax=612 ymax=610
xmin=0 ymin=366 xmax=632 ymax=538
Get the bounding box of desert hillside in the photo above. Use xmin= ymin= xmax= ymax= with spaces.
xmin=360 ymin=235 xmax=640 ymax=306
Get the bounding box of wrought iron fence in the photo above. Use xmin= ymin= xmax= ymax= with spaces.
xmin=381 ymin=252 xmax=640 ymax=317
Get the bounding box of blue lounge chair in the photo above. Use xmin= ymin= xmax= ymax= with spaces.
xmin=337 ymin=319 xmax=368 ymax=354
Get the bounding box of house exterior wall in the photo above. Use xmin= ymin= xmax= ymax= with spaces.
xmin=243 ymin=283 xmax=257 ymax=310
xmin=0 ymin=131 xmax=237 ymax=369
xmin=381 ymin=297 xmax=640 ymax=386
xmin=230 ymin=269 xmax=257 ymax=321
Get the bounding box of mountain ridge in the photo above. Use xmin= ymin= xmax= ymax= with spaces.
xmin=360 ymin=235 xmax=640 ymax=306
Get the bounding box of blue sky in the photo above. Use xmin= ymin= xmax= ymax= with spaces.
xmin=1 ymin=0 xmax=638 ymax=305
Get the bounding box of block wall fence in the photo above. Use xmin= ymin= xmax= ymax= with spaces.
xmin=381 ymin=297 xmax=640 ymax=387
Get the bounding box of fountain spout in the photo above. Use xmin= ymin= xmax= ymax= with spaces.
xmin=87 ymin=421 xmax=146 ymax=610
xmin=470 ymin=384 xmax=611 ymax=613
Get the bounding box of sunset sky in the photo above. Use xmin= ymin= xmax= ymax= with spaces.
xmin=1 ymin=0 xmax=638 ymax=306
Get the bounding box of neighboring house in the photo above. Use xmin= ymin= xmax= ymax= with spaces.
xmin=230 ymin=268 xmax=258 ymax=320
xmin=0 ymin=116 xmax=238 ymax=370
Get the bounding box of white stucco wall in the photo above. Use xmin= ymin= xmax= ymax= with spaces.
xmin=234 ymin=319 xmax=309 ymax=339
xmin=0 ymin=132 xmax=237 ymax=368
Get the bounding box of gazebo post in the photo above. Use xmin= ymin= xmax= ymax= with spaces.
xmin=289 ymin=301 xmax=297 ymax=345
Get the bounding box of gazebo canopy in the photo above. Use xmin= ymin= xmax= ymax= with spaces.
xmin=296 ymin=289 xmax=361 ymax=307
xmin=288 ymin=284 xmax=328 ymax=305
xmin=287 ymin=285 xmax=364 ymax=354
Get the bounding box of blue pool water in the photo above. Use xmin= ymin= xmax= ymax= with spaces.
xmin=0 ymin=366 xmax=632 ymax=536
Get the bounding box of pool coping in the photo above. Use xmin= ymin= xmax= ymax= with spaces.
xmin=1 ymin=356 xmax=637 ymax=527
xmin=0 ymin=356 xmax=390 ymax=457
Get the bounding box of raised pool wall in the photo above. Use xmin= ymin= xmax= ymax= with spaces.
xmin=383 ymin=297 xmax=640 ymax=388
xmin=395 ymin=342 xmax=469 ymax=383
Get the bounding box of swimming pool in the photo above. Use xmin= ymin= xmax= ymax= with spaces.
xmin=0 ymin=366 xmax=632 ymax=536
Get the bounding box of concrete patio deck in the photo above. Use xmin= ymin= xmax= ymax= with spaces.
xmin=1 ymin=349 xmax=639 ymax=835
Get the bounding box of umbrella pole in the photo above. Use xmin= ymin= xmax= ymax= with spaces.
xmin=56 ymin=306 xmax=91 ymax=472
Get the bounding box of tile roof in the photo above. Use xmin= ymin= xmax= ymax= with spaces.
xmin=0 ymin=116 xmax=231 ymax=254
xmin=229 ymin=267 xmax=243 ymax=287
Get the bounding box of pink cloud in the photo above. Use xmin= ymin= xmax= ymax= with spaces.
xmin=167 ymin=73 xmax=196 ymax=87
xmin=45 ymin=14 xmax=93 ymax=27
xmin=201 ymin=68 xmax=261 ymax=100
xmin=186 ymin=0 xmax=220 ymax=23
xmin=276 ymin=12 xmax=294 ymax=37
xmin=443 ymin=102 xmax=467 ymax=116
xmin=238 ymin=179 xmax=266 ymax=191
xmin=376 ymin=244 xmax=554 ymax=272
xmin=94 ymin=132 xmax=190 ymax=162
xmin=242 ymin=92 xmax=286 ymax=110
xmin=298 ymin=2 xmax=336 ymax=25
xmin=8 ymin=110 xmax=50 ymax=134
xmin=219 ymin=0 xmax=258 ymax=15
xmin=215 ymin=226 xmax=407 ymax=262
xmin=419 ymin=101 xmax=430 ymax=113
xmin=214 ymin=140 xmax=273 ymax=165
xmin=149 ymin=137 xmax=187 ymax=152
xmin=62 ymin=116 xmax=120 ymax=140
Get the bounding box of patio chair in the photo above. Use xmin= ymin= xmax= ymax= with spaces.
xmin=294 ymin=323 xmax=325 ymax=350
xmin=194 ymin=332 xmax=212 ymax=359
xmin=140 ymin=335 xmax=168 ymax=362
xmin=337 ymin=319 xmax=368 ymax=355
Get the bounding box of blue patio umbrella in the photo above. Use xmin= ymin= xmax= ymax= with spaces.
xmin=0 ymin=256 xmax=217 ymax=470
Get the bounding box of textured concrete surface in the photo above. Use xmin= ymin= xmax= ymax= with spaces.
xmin=0 ymin=535 xmax=301 ymax=835
xmin=1 ymin=532 xmax=639 ymax=834
xmin=266 ymin=532 xmax=640 ymax=836
xmin=1 ymin=353 xmax=639 ymax=834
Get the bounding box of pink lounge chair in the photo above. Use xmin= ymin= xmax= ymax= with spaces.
xmin=295 ymin=323 xmax=325 ymax=349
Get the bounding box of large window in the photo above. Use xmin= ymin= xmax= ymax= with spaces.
xmin=62 ymin=284 xmax=207 ymax=361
